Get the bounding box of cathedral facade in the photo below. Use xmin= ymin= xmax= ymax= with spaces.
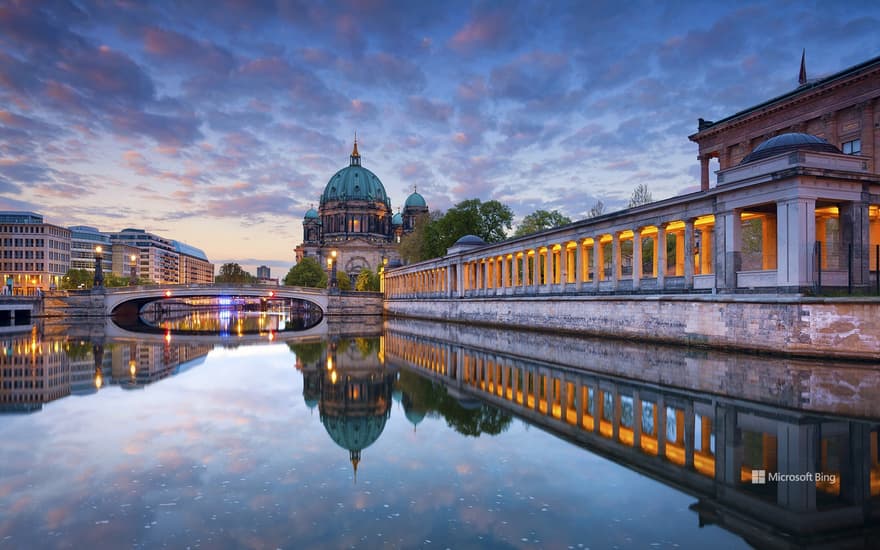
xmin=294 ymin=139 xmax=428 ymax=279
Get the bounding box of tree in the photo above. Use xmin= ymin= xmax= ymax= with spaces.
xmin=61 ymin=269 xmax=93 ymax=289
xmin=398 ymin=212 xmax=433 ymax=264
xmin=355 ymin=268 xmax=380 ymax=291
xmin=513 ymin=209 xmax=572 ymax=237
xmin=335 ymin=269 xmax=351 ymax=291
xmin=586 ymin=200 xmax=606 ymax=218
xmin=283 ymin=257 xmax=327 ymax=288
xmin=628 ymin=184 xmax=653 ymax=208
xmin=420 ymin=199 xmax=514 ymax=260
xmin=215 ymin=262 xmax=256 ymax=283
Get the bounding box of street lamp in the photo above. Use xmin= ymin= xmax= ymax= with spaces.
xmin=93 ymin=245 xmax=104 ymax=288
xmin=129 ymin=254 xmax=138 ymax=286
xmin=329 ymin=249 xmax=338 ymax=289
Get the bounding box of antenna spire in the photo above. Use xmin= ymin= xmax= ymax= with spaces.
xmin=798 ymin=49 xmax=807 ymax=86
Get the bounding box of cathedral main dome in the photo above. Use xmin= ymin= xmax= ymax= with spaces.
xmin=320 ymin=139 xmax=390 ymax=206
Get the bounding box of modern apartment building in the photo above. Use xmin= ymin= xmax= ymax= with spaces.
xmin=0 ymin=212 xmax=70 ymax=295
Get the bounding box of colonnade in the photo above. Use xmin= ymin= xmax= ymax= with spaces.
xmin=387 ymin=215 xmax=718 ymax=298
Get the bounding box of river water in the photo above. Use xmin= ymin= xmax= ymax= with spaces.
xmin=1 ymin=309 xmax=878 ymax=549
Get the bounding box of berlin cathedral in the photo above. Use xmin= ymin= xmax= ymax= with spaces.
xmin=294 ymin=138 xmax=429 ymax=277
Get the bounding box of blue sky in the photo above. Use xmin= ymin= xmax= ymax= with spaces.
xmin=1 ymin=1 xmax=878 ymax=274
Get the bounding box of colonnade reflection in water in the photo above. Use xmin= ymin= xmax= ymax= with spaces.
xmin=4 ymin=320 xmax=879 ymax=547
xmin=379 ymin=319 xmax=880 ymax=549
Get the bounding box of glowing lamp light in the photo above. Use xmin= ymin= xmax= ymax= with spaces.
xmin=268 ymin=331 xmax=275 ymax=342
xmin=94 ymin=372 xmax=103 ymax=389
xmin=164 ymin=290 xmax=172 ymax=298
xmin=95 ymin=245 xmax=103 ymax=254
xmin=326 ymin=356 xmax=334 ymax=371
xmin=269 ymin=291 xmax=275 ymax=298
xmin=330 ymin=370 xmax=338 ymax=384
xmin=164 ymin=331 xmax=172 ymax=344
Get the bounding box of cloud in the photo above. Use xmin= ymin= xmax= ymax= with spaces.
xmin=406 ymin=96 xmax=453 ymax=125
xmin=141 ymin=26 xmax=235 ymax=74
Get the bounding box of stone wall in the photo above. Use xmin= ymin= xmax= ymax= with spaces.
xmin=326 ymin=291 xmax=383 ymax=317
xmin=41 ymin=291 xmax=106 ymax=317
xmin=384 ymin=295 xmax=880 ymax=360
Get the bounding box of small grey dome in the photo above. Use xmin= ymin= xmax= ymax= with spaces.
xmin=740 ymin=133 xmax=841 ymax=164
xmin=454 ymin=234 xmax=486 ymax=246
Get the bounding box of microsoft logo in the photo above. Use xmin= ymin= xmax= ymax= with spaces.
xmin=751 ymin=469 xmax=766 ymax=484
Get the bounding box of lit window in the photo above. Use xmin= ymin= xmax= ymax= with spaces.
xmin=842 ymin=138 xmax=861 ymax=155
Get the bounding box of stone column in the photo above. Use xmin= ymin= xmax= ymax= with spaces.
xmin=632 ymin=229 xmax=642 ymax=291
xmin=456 ymin=261 xmax=464 ymax=297
xmin=611 ymin=232 xmax=620 ymax=291
xmin=560 ymin=244 xmax=569 ymax=286
xmin=501 ymin=255 xmax=509 ymax=294
xmin=576 ymin=240 xmax=585 ymax=291
xmin=532 ymin=252 xmax=540 ymax=292
xmin=684 ymin=219 xmax=695 ymax=288
xmin=544 ymin=246 xmax=553 ymax=287
xmin=593 ymin=239 xmax=601 ymax=291
xmin=718 ymin=209 xmax=742 ymax=290
xmin=656 ymin=396 xmax=666 ymax=458
xmin=841 ymin=198 xmax=871 ymax=288
xmin=776 ymin=199 xmax=816 ymax=289
xmin=657 ymin=225 xmax=667 ymax=290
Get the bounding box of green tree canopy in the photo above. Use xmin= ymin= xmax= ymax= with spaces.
xmin=628 ymin=184 xmax=653 ymax=208
xmin=335 ymin=269 xmax=351 ymax=291
xmin=513 ymin=209 xmax=572 ymax=237
xmin=355 ymin=268 xmax=380 ymax=291
xmin=419 ymin=199 xmax=513 ymax=260
xmin=398 ymin=212 xmax=434 ymax=264
xmin=60 ymin=269 xmax=93 ymax=289
xmin=283 ymin=257 xmax=327 ymax=288
xmin=215 ymin=262 xmax=256 ymax=283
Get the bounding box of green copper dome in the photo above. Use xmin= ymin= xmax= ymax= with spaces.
xmin=320 ymin=139 xmax=390 ymax=206
xmin=304 ymin=208 xmax=319 ymax=219
xmin=404 ymin=191 xmax=426 ymax=208
xmin=391 ymin=212 xmax=403 ymax=226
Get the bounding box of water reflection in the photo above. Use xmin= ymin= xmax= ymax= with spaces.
xmin=292 ymin=337 xmax=513 ymax=478
xmin=1 ymin=319 xmax=878 ymax=548
xmin=119 ymin=297 xmax=323 ymax=334
xmin=0 ymin=329 xmax=211 ymax=412
xmin=384 ymin=318 xmax=880 ymax=548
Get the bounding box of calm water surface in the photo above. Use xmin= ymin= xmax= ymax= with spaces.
xmin=1 ymin=315 xmax=878 ymax=549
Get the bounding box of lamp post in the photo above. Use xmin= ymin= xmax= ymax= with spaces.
xmin=93 ymin=245 xmax=104 ymax=288
xmin=129 ymin=254 xmax=138 ymax=286
xmin=329 ymin=249 xmax=338 ymax=290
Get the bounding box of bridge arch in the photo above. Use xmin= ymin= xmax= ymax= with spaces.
xmin=103 ymin=284 xmax=329 ymax=317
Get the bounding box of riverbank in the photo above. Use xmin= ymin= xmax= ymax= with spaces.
xmin=384 ymin=294 xmax=880 ymax=361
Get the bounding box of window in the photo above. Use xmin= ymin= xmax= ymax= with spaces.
xmin=842 ymin=138 xmax=861 ymax=155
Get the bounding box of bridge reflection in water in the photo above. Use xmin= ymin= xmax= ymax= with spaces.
xmin=383 ymin=319 xmax=880 ymax=548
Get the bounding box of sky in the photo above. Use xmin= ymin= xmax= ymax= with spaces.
xmin=1 ymin=1 xmax=879 ymax=275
